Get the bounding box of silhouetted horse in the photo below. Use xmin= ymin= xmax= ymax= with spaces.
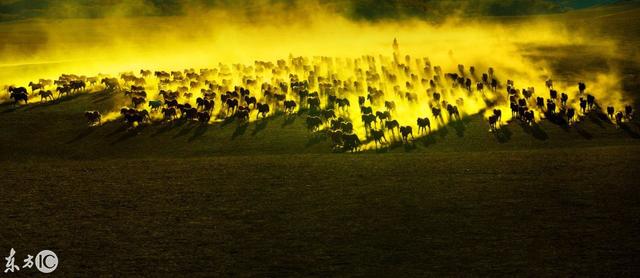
xmin=28 ymin=82 xmax=44 ymax=92
xmin=447 ymin=104 xmax=460 ymax=119
xmin=257 ymin=103 xmax=270 ymax=118
xmin=122 ymin=108 xmax=149 ymax=127
xmin=196 ymin=98 xmax=214 ymax=112
xmin=306 ymin=116 xmax=322 ymax=131
xmin=198 ymin=112 xmax=211 ymax=123
xmin=370 ymin=129 xmax=386 ymax=147
xmin=625 ymin=105 xmax=633 ymax=119
xmin=147 ymin=100 xmax=161 ymax=111
xmin=10 ymin=91 xmax=28 ymax=105
xmin=384 ymin=101 xmax=396 ymax=111
xmin=385 ymin=120 xmax=399 ymax=135
xmin=400 ymin=126 xmax=414 ymax=142
xmin=342 ymin=133 xmax=361 ymax=152
xmin=607 ymin=106 xmax=615 ymax=119
xmin=235 ymin=107 xmax=250 ymax=121
xmin=493 ymin=109 xmax=502 ymax=122
xmin=70 ymin=80 xmax=86 ymax=92
xmin=432 ymin=107 xmax=442 ymax=119
xmin=308 ymin=97 xmax=321 ymax=110
xmin=131 ymin=85 xmax=144 ymax=92
xmin=322 ymin=109 xmax=336 ymax=120
xmin=587 ymin=95 xmax=596 ymax=110
xmin=524 ymin=110 xmax=534 ymax=125
xmin=9 ymin=86 xmax=28 ymax=95
xmin=360 ymin=106 xmax=373 ymax=115
xmin=226 ymin=98 xmax=239 ymax=114
xmin=579 ymin=98 xmax=587 ymax=113
xmin=489 ymin=115 xmax=498 ymax=131
xmin=284 ymin=100 xmax=297 ymax=113
xmin=546 ymin=100 xmax=556 ymax=114
xmin=327 ymin=129 xmax=344 ymax=147
xmin=340 ymin=121 xmax=354 ymax=133
xmin=244 ymin=96 xmax=257 ymax=108
xmin=376 ymin=111 xmax=391 ymax=122
xmin=536 ymin=97 xmax=544 ymax=108
xmin=183 ymin=108 xmax=198 ymax=120
xmin=336 ymin=98 xmax=350 ymax=110
xmin=615 ymin=112 xmax=624 ymax=125
xmin=84 ymin=111 xmax=101 ymax=126
xmin=38 ymin=90 xmax=53 ymax=102
xmin=362 ymin=113 xmax=377 ymax=129
xmin=132 ymin=97 xmax=146 ymax=107
xmin=433 ymin=92 xmax=441 ymax=101
xmin=417 ymin=117 xmax=430 ymax=133
xmin=567 ymin=108 xmax=575 ymax=124
xmin=162 ymin=107 xmax=177 ymax=121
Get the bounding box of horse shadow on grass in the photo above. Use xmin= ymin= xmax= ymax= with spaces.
xmin=374 ymin=145 xmax=390 ymax=153
xmin=232 ymin=122 xmax=249 ymax=139
xmin=545 ymin=113 xmax=570 ymax=132
xmin=494 ymin=125 xmax=512 ymax=143
xmin=91 ymin=94 xmax=113 ymax=104
xmin=450 ymin=120 xmax=466 ymax=137
xmin=0 ymin=106 xmax=20 ymax=114
xmin=373 ymin=137 xmax=416 ymax=152
xmin=587 ymin=111 xmax=610 ymax=129
xmin=107 ymin=123 xmax=129 ymax=137
xmin=90 ymin=91 xmax=114 ymax=103
xmin=24 ymin=94 xmax=85 ymax=111
xmin=520 ymin=122 xmax=548 ymax=140
xmin=0 ymin=100 xmax=33 ymax=113
xmin=220 ymin=115 xmax=236 ymax=128
xmin=23 ymin=100 xmax=60 ymax=111
xmin=384 ymin=137 xmax=402 ymax=150
xmin=171 ymin=118 xmax=202 ymax=138
xmin=297 ymin=108 xmax=310 ymax=116
xmin=251 ymin=118 xmax=269 ymax=136
xmin=574 ymin=123 xmax=594 ymax=140
xmin=435 ymin=125 xmax=449 ymax=139
xmin=174 ymin=122 xmax=197 ymax=138
xmin=151 ymin=119 xmax=187 ymax=137
xmin=110 ymin=125 xmax=147 ymax=145
xmin=66 ymin=127 xmax=95 ymax=144
xmin=548 ymin=112 xmax=596 ymax=139
xmin=620 ymin=123 xmax=640 ymax=138
xmin=282 ymin=114 xmax=297 ymax=127
xmin=188 ymin=124 xmax=209 ymax=142
xmin=403 ymin=141 xmax=417 ymax=151
xmin=417 ymin=132 xmax=437 ymax=148
xmin=305 ymin=131 xmax=327 ymax=148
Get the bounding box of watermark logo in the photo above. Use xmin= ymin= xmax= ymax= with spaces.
xmin=35 ymin=250 xmax=58 ymax=274
xmin=4 ymin=248 xmax=58 ymax=274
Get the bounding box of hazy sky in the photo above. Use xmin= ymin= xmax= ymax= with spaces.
xmin=0 ymin=0 xmax=629 ymax=22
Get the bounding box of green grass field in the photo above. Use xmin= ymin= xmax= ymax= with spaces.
xmin=1 ymin=3 xmax=640 ymax=276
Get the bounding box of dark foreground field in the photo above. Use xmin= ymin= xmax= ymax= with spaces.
xmin=1 ymin=146 xmax=639 ymax=276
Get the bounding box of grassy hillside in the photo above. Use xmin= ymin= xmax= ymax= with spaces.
xmin=0 ymin=90 xmax=639 ymax=160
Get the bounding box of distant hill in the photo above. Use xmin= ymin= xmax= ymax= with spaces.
xmin=0 ymin=0 xmax=638 ymax=22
